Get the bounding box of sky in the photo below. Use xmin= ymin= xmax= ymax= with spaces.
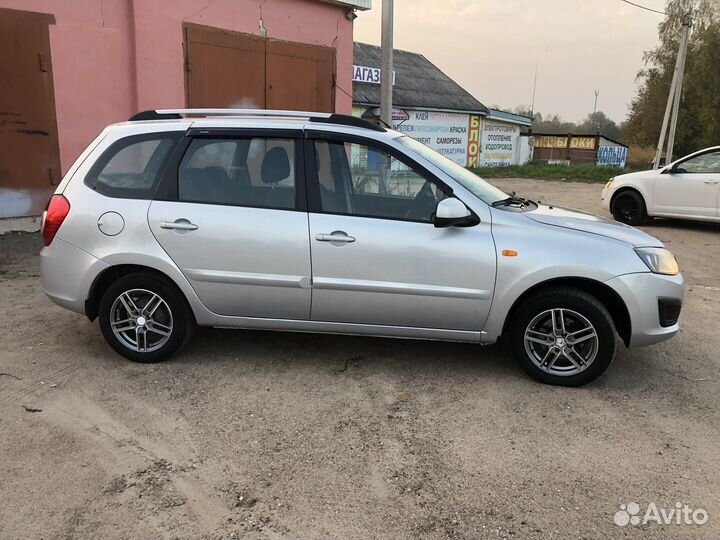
xmin=353 ymin=0 xmax=667 ymax=124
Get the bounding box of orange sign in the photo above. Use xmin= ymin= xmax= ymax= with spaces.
xmin=466 ymin=115 xmax=481 ymax=167
xmin=570 ymin=137 xmax=595 ymax=149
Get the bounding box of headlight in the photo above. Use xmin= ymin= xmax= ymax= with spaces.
xmin=604 ymin=178 xmax=614 ymax=189
xmin=635 ymin=247 xmax=679 ymax=275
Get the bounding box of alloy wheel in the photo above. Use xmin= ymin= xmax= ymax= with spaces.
xmin=110 ymin=288 xmax=174 ymax=352
xmin=523 ymin=308 xmax=599 ymax=376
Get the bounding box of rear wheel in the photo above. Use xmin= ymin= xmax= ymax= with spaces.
xmin=611 ymin=190 xmax=646 ymax=225
xmin=98 ymin=273 xmax=194 ymax=363
xmin=510 ymin=288 xmax=616 ymax=386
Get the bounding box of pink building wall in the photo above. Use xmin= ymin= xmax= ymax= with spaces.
xmin=0 ymin=0 xmax=354 ymax=174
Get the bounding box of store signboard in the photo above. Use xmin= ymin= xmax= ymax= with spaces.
xmin=393 ymin=110 xmax=470 ymax=166
xmin=352 ymin=65 xmax=396 ymax=85
xmin=597 ymin=146 xmax=628 ymax=167
xmin=535 ymin=135 xmax=568 ymax=148
xmin=570 ymin=137 xmax=596 ymax=149
xmin=479 ymin=120 xmax=518 ymax=167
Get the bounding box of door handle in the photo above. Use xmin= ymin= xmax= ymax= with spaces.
xmin=160 ymin=219 xmax=198 ymax=231
xmin=316 ymin=232 xmax=356 ymax=243
xmin=703 ymin=180 xmax=719 ymax=184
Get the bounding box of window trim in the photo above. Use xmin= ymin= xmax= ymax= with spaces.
xmin=154 ymin=129 xmax=307 ymax=212
xmin=304 ymin=130 xmax=457 ymax=224
xmin=85 ymin=132 xmax=183 ymax=199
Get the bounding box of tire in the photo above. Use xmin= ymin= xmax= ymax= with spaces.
xmin=98 ymin=272 xmax=194 ymax=363
xmin=611 ymin=190 xmax=646 ymax=225
xmin=509 ymin=287 xmax=616 ymax=387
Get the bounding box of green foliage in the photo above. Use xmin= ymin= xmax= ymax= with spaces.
xmin=623 ymin=0 xmax=720 ymax=157
xmin=578 ymin=112 xmax=623 ymax=141
xmin=469 ymin=164 xmax=625 ymax=183
xmin=512 ymin=107 xmax=623 ymax=140
xmin=527 ymin=112 xmax=579 ymax=134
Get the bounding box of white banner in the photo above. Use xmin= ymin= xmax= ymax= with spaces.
xmin=393 ymin=110 xmax=470 ymax=166
xmin=479 ymin=120 xmax=519 ymax=167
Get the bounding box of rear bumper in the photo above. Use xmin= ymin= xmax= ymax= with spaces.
xmin=40 ymin=238 xmax=109 ymax=315
xmin=605 ymin=271 xmax=686 ymax=347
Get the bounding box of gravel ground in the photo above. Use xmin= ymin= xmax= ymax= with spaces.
xmin=1 ymin=178 xmax=719 ymax=539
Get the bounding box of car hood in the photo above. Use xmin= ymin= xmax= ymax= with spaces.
xmin=614 ymin=168 xmax=660 ymax=182
xmin=525 ymin=204 xmax=663 ymax=247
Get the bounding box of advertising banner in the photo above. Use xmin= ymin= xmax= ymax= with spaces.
xmin=535 ymin=135 xmax=568 ymax=148
xmin=597 ymin=146 xmax=628 ymax=167
xmin=393 ymin=110 xmax=471 ymax=166
xmin=479 ymin=120 xmax=519 ymax=167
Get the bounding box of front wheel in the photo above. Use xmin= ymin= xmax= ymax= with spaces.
xmin=509 ymin=288 xmax=616 ymax=386
xmin=611 ymin=190 xmax=646 ymax=225
xmin=98 ymin=273 xmax=194 ymax=363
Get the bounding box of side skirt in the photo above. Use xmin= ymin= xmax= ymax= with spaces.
xmin=209 ymin=317 xmax=489 ymax=344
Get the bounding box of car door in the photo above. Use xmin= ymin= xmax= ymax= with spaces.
xmin=305 ymin=133 xmax=496 ymax=332
xmin=148 ymin=130 xmax=312 ymax=319
xmin=653 ymin=149 xmax=720 ymax=218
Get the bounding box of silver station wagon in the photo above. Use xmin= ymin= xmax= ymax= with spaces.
xmin=40 ymin=109 xmax=685 ymax=386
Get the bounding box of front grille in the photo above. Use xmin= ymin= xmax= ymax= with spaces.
xmin=658 ymin=298 xmax=682 ymax=328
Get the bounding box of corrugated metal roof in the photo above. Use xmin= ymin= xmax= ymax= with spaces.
xmin=486 ymin=109 xmax=532 ymax=126
xmin=353 ymin=42 xmax=487 ymax=114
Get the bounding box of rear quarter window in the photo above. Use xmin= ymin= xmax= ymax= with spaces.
xmin=85 ymin=132 xmax=182 ymax=198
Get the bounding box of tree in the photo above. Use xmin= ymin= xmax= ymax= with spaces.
xmin=511 ymin=107 xmax=623 ymax=138
xmin=528 ymin=112 xmax=578 ymax=134
xmin=623 ymin=0 xmax=720 ymax=157
xmin=578 ymin=111 xmax=623 ymax=140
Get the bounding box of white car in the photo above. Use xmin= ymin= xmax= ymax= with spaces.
xmin=602 ymin=146 xmax=720 ymax=225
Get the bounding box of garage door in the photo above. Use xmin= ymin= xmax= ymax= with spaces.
xmin=0 ymin=8 xmax=61 ymax=218
xmin=184 ymin=24 xmax=335 ymax=112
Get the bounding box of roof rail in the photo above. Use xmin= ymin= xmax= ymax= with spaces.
xmin=128 ymin=109 xmax=385 ymax=132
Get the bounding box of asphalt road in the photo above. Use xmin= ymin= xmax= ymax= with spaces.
xmin=1 ymin=178 xmax=718 ymax=539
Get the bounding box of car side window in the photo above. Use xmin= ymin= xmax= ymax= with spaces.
xmin=178 ymin=137 xmax=296 ymax=209
xmin=676 ymin=151 xmax=720 ymax=174
xmin=86 ymin=133 xmax=181 ymax=198
xmin=313 ymin=139 xmax=445 ymax=222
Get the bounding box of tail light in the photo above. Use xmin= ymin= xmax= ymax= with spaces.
xmin=41 ymin=195 xmax=70 ymax=246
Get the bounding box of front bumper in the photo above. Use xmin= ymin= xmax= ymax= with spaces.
xmin=605 ymin=271 xmax=686 ymax=347
xmin=600 ymin=187 xmax=612 ymax=212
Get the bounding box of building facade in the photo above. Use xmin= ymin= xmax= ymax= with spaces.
xmin=351 ymin=43 xmax=532 ymax=169
xmin=0 ymin=0 xmax=369 ymax=219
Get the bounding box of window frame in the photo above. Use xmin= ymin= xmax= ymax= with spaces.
xmin=155 ymin=128 xmax=307 ymax=212
xmin=304 ymin=130 xmax=455 ymax=224
xmin=84 ymin=132 xmax=183 ymax=199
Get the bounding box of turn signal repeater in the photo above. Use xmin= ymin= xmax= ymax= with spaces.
xmin=502 ymin=250 xmax=518 ymax=257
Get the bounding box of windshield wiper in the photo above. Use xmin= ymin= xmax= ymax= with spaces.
xmin=491 ymin=192 xmax=532 ymax=207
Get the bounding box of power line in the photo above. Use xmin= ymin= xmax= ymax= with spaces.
xmin=619 ymin=0 xmax=668 ymax=15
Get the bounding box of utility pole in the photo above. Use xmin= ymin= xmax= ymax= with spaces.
xmin=530 ymin=62 xmax=538 ymax=118
xmin=653 ymin=15 xmax=691 ymax=169
xmin=380 ymin=0 xmax=394 ymax=127
xmin=665 ymin=16 xmax=691 ymax=165
xmin=593 ymin=90 xmax=600 ymax=132
xmin=593 ymin=90 xmax=599 ymax=115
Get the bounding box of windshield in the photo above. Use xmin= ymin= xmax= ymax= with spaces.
xmin=396 ymin=135 xmax=508 ymax=204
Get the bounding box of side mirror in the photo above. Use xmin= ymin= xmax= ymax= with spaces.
xmin=434 ymin=198 xmax=479 ymax=228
